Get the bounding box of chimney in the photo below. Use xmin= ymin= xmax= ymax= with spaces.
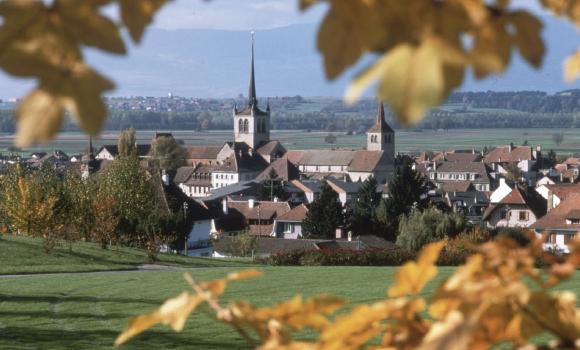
xmin=249 ymin=199 xmax=255 ymax=209
xmin=222 ymin=198 xmax=229 ymax=215
xmin=508 ymin=144 xmax=513 ymax=152
xmin=499 ymin=178 xmax=506 ymax=187
xmin=547 ymin=190 xmax=553 ymax=212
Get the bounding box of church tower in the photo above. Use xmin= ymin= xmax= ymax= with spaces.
xmin=367 ymin=101 xmax=395 ymax=157
xmin=233 ymin=32 xmax=270 ymax=149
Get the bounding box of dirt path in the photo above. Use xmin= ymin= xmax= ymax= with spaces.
xmin=0 ymin=264 xmax=190 ymax=279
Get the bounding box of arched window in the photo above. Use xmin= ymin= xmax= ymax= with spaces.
xmin=243 ymin=119 xmax=249 ymax=133
xmin=238 ymin=119 xmax=243 ymax=133
xmin=263 ymin=119 xmax=267 ymax=132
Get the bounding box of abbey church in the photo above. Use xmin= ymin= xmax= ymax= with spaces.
xmin=175 ymin=36 xmax=395 ymax=198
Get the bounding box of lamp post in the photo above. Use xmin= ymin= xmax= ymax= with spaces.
xmin=183 ymin=202 xmax=189 ymax=256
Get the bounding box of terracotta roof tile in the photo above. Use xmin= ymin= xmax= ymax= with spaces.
xmin=531 ymin=193 xmax=580 ymax=230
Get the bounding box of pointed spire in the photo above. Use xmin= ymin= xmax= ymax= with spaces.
xmin=248 ymin=31 xmax=257 ymax=107
xmin=88 ymin=136 xmax=94 ymax=157
xmin=368 ymin=101 xmax=393 ymax=133
xmin=266 ymin=98 xmax=270 ymax=111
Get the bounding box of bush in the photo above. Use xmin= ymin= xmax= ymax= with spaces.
xmin=265 ymin=248 xmax=416 ymax=266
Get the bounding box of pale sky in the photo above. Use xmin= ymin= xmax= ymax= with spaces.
xmin=152 ymin=0 xmax=327 ymax=31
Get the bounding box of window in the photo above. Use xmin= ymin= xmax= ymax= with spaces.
xmin=500 ymin=209 xmax=508 ymax=220
xmin=243 ymin=119 xmax=249 ymax=133
xmin=518 ymin=211 xmax=529 ymax=221
xmin=238 ymin=119 xmax=243 ymax=133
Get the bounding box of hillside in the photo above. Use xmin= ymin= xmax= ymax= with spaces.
xmin=0 ymin=235 xmax=253 ymax=275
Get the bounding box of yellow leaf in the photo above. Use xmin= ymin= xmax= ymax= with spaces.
xmin=417 ymin=311 xmax=474 ymax=350
xmin=15 ymin=88 xmax=64 ymax=147
xmin=115 ymin=292 xmax=203 ymax=346
xmin=470 ymin=18 xmax=512 ymax=79
xmin=54 ymin=64 xmax=115 ymax=135
xmin=119 ymin=0 xmax=167 ymax=43
xmin=347 ymin=39 xmax=451 ymax=126
xmin=564 ymin=49 xmax=580 ymax=82
xmin=56 ymin=0 xmax=126 ymax=54
xmin=510 ymin=10 xmax=545 ymax=68
xmin=388 ymin=241 xmax=445 ymax=297
xmin=317 ymin=0 xmax=385 ymax=80
xmin=227 ymin=269 xmax=263 ymax=281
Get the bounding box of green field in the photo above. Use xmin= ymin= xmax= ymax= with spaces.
xmin=0 ymin=235 xmax=253 ymax=275
xmin=3 ymin=128 xmax=580 ymax=157
xmin=0 ymin=236 xmax=579 ymax=349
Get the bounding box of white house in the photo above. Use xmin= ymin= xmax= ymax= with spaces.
xmin=483 ymin=186 xmax=547 ymax=229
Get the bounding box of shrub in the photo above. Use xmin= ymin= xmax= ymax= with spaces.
xmin=264 ymin=248 xmax=416 ymax=266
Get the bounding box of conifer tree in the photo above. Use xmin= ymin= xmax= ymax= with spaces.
xmin=303 ymin=181 xmax=344 ymax=239
xmin=350 ymin=176 xmax=381 ymax=236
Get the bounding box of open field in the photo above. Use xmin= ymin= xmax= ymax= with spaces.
xmin=2 ymin=128 xmax=580 ymax=156
xmin=0 ymin=235 xmax=253 ymax=275
xmin=1 ymin=264 xmax=578 ymax=349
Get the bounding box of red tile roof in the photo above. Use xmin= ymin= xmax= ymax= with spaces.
xmin=531 ymin=193 xmax=580 ymax=231
xmin=276 ymin=204 xmax=308 ymax=222
xmin=484 ymin=146 xmax=534 ymax=163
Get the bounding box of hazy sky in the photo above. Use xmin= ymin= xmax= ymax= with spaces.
xmin=0 ymin=0 xmax=576 ymax=99
xmin=152 ymin=0 xmax=328 ymax=31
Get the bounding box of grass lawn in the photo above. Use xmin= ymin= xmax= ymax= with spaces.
xmin=0 ymin=235 xmax=253 ymax=275
xmin=0 ymin=266 xmax=578 ymax=350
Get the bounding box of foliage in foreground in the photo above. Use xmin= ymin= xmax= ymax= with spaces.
xmin=116 ymin=236 xmax=580 ymax=349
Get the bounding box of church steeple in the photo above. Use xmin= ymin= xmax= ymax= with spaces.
xmin=248 ymin=31 xmax=257 ymax=107
xmin=233 ymin=31 xmax=271 ymax=150
xmin=367 ymin=101 xmax=395 ymax=153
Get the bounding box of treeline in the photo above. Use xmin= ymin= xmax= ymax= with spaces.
xmin=0 ymin=157 xmax=186 ymax=259
xmin=447 ymin=90 xmax=580 ymax=113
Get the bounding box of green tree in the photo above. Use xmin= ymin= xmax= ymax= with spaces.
xmin=62 ymin=170 xmax=96 ymax=245
xmin=375 ymin=156 xmax=427 ymax=241
xmin=97 ymin=156 xmax=156 ymax=244
xmin=149 ymin=135 xmax=186 ymax=171
xmin=303 ymin=181 xmax=344 ymax=239
xmin=350 ymin=176 xmax=381 ymax=236
xmin=397 ymin=207 xmax=468 ymax=251
xmin=117 ymin=127 xmax=137 ymax=158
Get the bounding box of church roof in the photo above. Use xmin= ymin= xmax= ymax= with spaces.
xmin=255 ymin=157 xmax=300 ymax=182
xmin=368 ymin=102 xmax=394 ymax=133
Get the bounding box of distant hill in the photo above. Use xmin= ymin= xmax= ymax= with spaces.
xmin=1 ymin=16 xmax=580 ymax=99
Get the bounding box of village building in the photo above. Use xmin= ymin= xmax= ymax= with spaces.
xmin=429 ymin=161 xmax=493 ymax=192
xmin=482 ymin=186 xmax=546 ymax=229
xmin=272 ymin=204 xmax=308 ymax=239
xmin=483 ymin=145 xmax=541 ymax=183
xmin=531 ymin=193 xmax=580 ymax=253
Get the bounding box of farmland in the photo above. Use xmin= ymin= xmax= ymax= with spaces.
xmin=2 ymin=128 xmax=580 ymax=157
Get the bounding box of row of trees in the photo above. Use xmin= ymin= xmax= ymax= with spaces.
xmin=302 ymin=157 xmax=468 ymax=250
xmin=0 ymin=141 xmax=186 ymax=259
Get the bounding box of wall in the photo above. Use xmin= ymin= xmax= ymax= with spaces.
xmin=486 ymin=204 xmax=537 ymax=228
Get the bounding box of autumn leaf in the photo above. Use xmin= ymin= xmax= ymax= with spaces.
xmin=56 ymin=0 xmax=126 ymax=54
xmin=115 ymin=292 xmax=203 ymax=346
xmin=317 ymin=0 xmax=386 ymax=80
xmin=119 ymin=0 xmax=168 ymax=43
xmin=346 ymin=38 xmax=463 ymax=126
xmin=510 ymin=10 xmax=545 ymax=68
xmin=16 ymin=89 xmax=64 ymax=147
xmin=417 ymin=311 xmax=474 ymax=350
xmin=564 ymin=48 xmax=580 ymax=82
xmin=388 ymin=241 xmax=445 ymax=297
